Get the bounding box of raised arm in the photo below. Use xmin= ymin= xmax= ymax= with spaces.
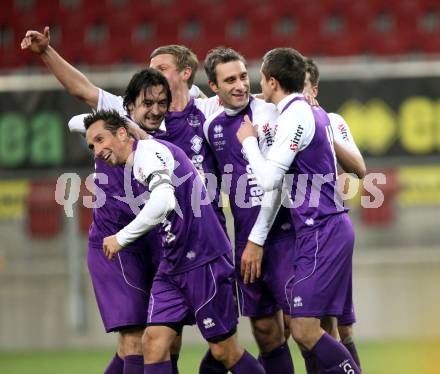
xmin=21 ymin=26 xmax=99 ymax=109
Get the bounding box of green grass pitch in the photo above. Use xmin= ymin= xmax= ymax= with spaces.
xmin=1 ymin=340 xmax=439 ymax=373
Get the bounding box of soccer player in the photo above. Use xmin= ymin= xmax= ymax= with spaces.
xmin=236 ymin=48 xmax=361 ymax=374
xmin=304 ymin=58 xmax=366 ymax=180
xmin=20 ymin=28 xmax=176 ymax=374
xmin=202 ymin=47 xmax=295 ymax=374
xmin=304 ymin=57 xmax=364 ymax=369
xmin=84 ymin=109 xmax=265 ymax=374
xmin=21 ymin=27 xmax=222 ymax=372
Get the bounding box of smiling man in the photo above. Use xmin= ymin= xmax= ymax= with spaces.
xmin=202 ymin=47 xmax=296 ymax=374
xmin=21 ymin=27 xmax=170 ymax=374
xmin=237 ymin=47 xmax=360 ymax=374
xmin=84 ymin=109 xmax=265 ymax=374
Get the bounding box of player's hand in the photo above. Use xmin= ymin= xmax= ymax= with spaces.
xmin=304 ymin=93 xmax=319 ymax=107
xmin=20 ymin=26 xmax=50 ymax=55
xmin=127 ymin=123 xmax=148 ymax=140
xmin=240 ymin=240 xmax=263 ymax=284
xmin=103 ymin=235 xmax=123 ymax=261
xmin=237 ymin=115 xmax=258 ymax=144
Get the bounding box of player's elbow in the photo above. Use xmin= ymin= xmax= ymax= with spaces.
xmin=352 ymin=159 xmax=367 ymax=179
xmin=356 ymin=163 xmax=367 ymax=179
xmin=152 ymin=184 xmax=176 ymax=217
xmin=260 ymin=177 xmax=283 ymax=192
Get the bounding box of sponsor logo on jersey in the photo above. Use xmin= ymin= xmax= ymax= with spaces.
xmin=338 ymin=123 xmax=349 ymax=142
xmin=186 ymin=250 xmax=196 ymax=259
xmin=155 ymin=152 xmax=167 ymax=168
xmin=339 ymin=359 xmax=355 ymax=374
xmin=262 ymin=123 xmax=274 ymax=147
xmin=305 ymin=218 xmax=314 ymax=226
xmin=290 ymin=125 xmax=304 ymax=151
xmin=203 ymin=318 xmax=216 ymax=329
xmin=293 ymin=296 xmax=303 ymax=308
xmin=213 ymin=124 xmax=223 ymax=139
xmin=187 ymin=114 xmax=201 ymax=127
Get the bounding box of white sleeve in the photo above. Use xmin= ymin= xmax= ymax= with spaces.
xmin=189 ymin=84 xmax=200 ymax=98
xmin=329 ymin=113 xmax=358 ymax=152
xmin=98 ymin=89 xmax=126 ymax=115
xmin=68 ymin=113 xmax=90 ymax=133
xmin=116 ymin=184 xmax=175 ymax=246
xmin=195 ymin=96 xmax=222 ymax=118
xmin=133 ymin=140 xmax=175 ymax=186
xmin=242 ymin=102 xmax=314 ymax=191
xmin=116 ymin=140 xmax=176 ymax=246
xmin=265 ymin=102 xmax=315 ymax=170
xmin=248 ymin=189 xmax=282 ymax=246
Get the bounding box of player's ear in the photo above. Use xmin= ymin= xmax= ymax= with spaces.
xmin=313 ymin=86 xmax=319 ymax=97
xmin=117 ymin=126 xmax=128 ymax=140
xmin=208 ymin=80 xmax=219 ymax=94
xmin=181 ymin=66 xmax=192 ymax=82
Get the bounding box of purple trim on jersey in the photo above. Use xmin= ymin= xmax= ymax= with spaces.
xmin=206 ymin=100 xmax=294 ymax=247
xmin=154 ymin=99 xmax=226 ymax=232
xmin=282 ymin=97 xmax=347 ymax=234
xmin=145 ymin=139 xmax=230 ymax=275
xmin=88 ymin=159 xmax=158 ymax=254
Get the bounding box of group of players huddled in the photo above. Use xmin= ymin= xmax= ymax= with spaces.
xmin=21 ymin=26 xmax=366 ymax=374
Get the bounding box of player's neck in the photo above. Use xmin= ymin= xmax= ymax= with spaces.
xmin=169 ymin=87 xmax=190 ymax=112
xmin=272 ymin=91 xmax=289 ymax=106
xmin=124 ymin=139 xmax=135 ymax=165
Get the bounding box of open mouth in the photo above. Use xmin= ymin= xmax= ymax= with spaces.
xmin=103 ymin=152 xmax=112 ymax=161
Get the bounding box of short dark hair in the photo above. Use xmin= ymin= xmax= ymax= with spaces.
xmin=84 ymin=109 xmax=128 ymax=135
xmin=150 ymin=44 xmax=198 ymax=88
xmin=123 ymin=68 xmax=172 ymax=112
xmin=204 ymin=47 xmax=246 ymax=85
xmin=261 ymin=48 xmax=306 ymax=94
xmin=305 ymin=57 xmax=320 ymax=87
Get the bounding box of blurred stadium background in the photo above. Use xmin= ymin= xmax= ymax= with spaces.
xmin=1 ymin=0 xmax=440 ymax=373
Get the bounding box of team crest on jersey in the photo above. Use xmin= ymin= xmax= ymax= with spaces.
xmin=187 ymin=114 xmax=201 ymax=127
xmin=191 ymin=135 xmax=203 ymax=153
xmin=137 ymin=167 xmax=147 ymax=183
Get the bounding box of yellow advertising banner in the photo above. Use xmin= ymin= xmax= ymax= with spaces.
xmin=398 ymin=166 xmax=440 ymax=206
xmin=0 ymin=180 xmax=29 ymax=219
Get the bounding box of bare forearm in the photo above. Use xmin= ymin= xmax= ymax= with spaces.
xmin=40 ymin=46 xmax=99 ymax=109
xmin=334 ymin=141 xmax=366 ymax=179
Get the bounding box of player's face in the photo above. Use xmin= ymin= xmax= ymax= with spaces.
xmin=259 ymin=69 xmax=274 ymax=103
xmin=129 ymin=85 xmax=169 ymax=132
xmin=150 ymin=53 xmax=188 ymax=94
xmin=210 ymin=60 xmax=250 ymax=110
xmin=86 ymin=120 xmax=128 ymax=166
xmin=303 ymin=72 xmax=318 ymax=98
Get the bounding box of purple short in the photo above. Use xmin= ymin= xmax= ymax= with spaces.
xmin=147 ymin=255 xmax=238 ymax=341
xmin=87 ymin=243 xmax=154 ymax=332
xmin=235 ymin=236 xmax=296 ymax=317
xmin=338 ymin=266 xmax=356 ymax=326
xmin=286 ymin=213 xmax=355 ymax=318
